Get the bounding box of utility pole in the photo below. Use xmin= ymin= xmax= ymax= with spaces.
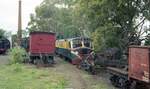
xmin=18 ymin=0 xmax=22 ymax=46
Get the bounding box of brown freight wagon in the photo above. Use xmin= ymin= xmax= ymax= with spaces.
xmin=129 ymin=46 xmax=150 ymax=84
xmin=29 ymin=31 xmax=56 ymax=65
xmin=108 ymin=46 xmax=150 ymax=89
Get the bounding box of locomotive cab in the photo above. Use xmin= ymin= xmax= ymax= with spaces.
xmin=56 ymin=37 xmax=95 ymax=72
xmin=56 ymin=37 xmax=93 ymax=64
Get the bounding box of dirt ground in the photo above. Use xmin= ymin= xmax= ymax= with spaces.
xmin=0 ymin=55 xmax=117 ymax=89
xmin=53 ymin=56 xmax=117 ymax=89
xmin=0 ymin=55 xmax=9 ymax=65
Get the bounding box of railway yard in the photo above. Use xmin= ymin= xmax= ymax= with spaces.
xmin=0 ymin=0 xmax=149 ymax=89
xmin=0 ymin=55 xmax=117 ymax=89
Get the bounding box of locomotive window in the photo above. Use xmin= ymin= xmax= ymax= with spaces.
xmin=68 ymin=42 xmax=71 ymax=48
xmin=84 ymin=39 xmax=91 ymax=47
xmin=72 ymin=39 xmax=82 ymax=48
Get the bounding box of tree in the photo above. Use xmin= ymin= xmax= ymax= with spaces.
xmin=27 ymin=0 xmax=80 ymax=39
xmin=0 ymin=29 xmax=6 ymax=38
xmin=27 ymin=0 xmax=150 ymax=55
xmin=145 ymin=32 xmax=150 ymax=45
xmin=145 ymin=37 xmax=150 ymax=45
xmin=75 ymin=0 xmax=150 ymax=53
xmin=22 ymin=30 xmax=29 ymax=38
xmin=0 ymin=29 xmax=11 ymax=40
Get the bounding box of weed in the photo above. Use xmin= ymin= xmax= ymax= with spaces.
xmin=8 ymin=46 xmax=29 ymax=64
xmin=0 ymin=64 xmax=67 ymax=89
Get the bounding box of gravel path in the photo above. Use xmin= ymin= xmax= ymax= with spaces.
xmin=0 ymin=55 xmax=117 ymax=89
xmin=0 ymin=55 xmax=9 ymax=65
xmin=53 ymin=56 xmax=117 ymax=89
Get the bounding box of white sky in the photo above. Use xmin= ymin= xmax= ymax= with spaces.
xmin=0 ymin=0 xmax=149 ymax=35
xmin=0 ymin=0 xmax=43 ymax=34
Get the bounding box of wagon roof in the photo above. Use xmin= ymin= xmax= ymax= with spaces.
xmin=129 ymin=45 xmax=150 ymax=48
xmin=68 ymin=37 xmax=91 ymax=41
xmin=56 ymin=37 xmax=91 ymax=41
xmin=30 ymin=31 xmax=55 ymax=35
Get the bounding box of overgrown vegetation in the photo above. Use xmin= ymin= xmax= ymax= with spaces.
xmin=0 ymin=64 xmax=67 ymax=89
xmin=27 ymin=0 xmax=80 ymax=39
xmin=0 ymin=29 xmax=6 ymax=38
xmin=145 ymin=33 xmax=150 ymax=45
xmin=0 ymin=28 xmax=11 ymax=38
xmin=81 ymin=70 xmax=113 ymax=89
xmin=8 ymin=46 xmax=28 ymax=64
xmin=76 ymin=0 xmax=150 ymax=52
xmin=28 ymin=0 xmax=150 ymax=54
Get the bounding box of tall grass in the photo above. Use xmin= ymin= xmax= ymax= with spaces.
xmin=0 ymin=64 xmax=67 ymax=89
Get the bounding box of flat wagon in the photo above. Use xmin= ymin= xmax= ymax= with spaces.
xmin=108 ymin=46 xmax=150 ymax=89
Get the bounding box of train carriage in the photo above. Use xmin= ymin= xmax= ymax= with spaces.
xmin=0 ymin=37 xmax=10 ymax=54
xmin=29 ymin=31 xmax=56 ymax=65
xmin=21 ymin=37 xmax=29 ymax=52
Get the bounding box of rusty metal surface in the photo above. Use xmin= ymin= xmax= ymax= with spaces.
xmin=129 ymin=47 xmax=150 ymax=83
xmin=107 ymin=67 xmax=128 ymax=76
xmin=29 ymin=32 xmax=56 ymax=54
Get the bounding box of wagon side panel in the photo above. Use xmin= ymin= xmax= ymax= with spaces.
xmin=129 ymin=47 xmax=150 ymax=83
xmin=30 ymin=33 xmax=56 ymax=55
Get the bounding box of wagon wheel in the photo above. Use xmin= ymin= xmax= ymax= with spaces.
xmin=110 ymin=75 xmax=120 ymax=87
xmin=33 ymin=59 xmax=38 ymax=65
xmin=134 ymin=82 xmax=150 ymax=89
xmin=129 ymin=81 xmax=136 ymax=89
xmin=36 ymin=59 xmax=44 ymax=67
xmin=79 ymin=59 xmax=93 ymax=72
xmin=23 ymin=54 xmax=30 ymax=63
xmin=84 ymin=53 xmax=95 ymax=74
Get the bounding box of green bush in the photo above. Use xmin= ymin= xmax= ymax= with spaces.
xmin=9 ymin=46 xmax=29 ymax=64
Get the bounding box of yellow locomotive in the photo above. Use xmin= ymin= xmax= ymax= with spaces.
xmin=56 ymin=37 xmax=93 ymax=65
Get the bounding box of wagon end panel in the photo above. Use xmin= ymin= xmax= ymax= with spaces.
xmin=29 ymin=32 xmax=56 ymax=55
xmin=129 ymin=47 xmax=150 ymax=83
